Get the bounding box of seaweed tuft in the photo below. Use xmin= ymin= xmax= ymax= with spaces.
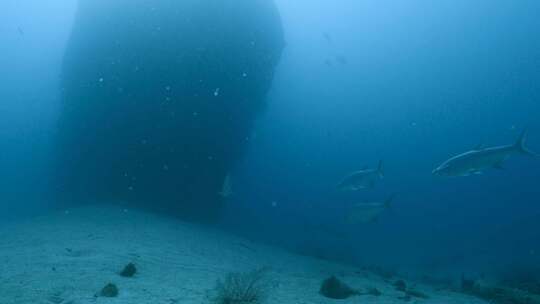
xmin=210 ymin=268 xmax=272 ymax=304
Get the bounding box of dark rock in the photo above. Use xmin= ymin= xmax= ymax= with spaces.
xmin=394 ymin=279 xmax=407 ymax=292
xmin=47 ymin=294 xmax=64 ymax=304
xmin=398 ymin=294 xmax=412 ymax=302
xmin=55 ymin=0 xmax=285 ymax=221
xmin=461 ymin=274 xmax=476 ymax=293
xmin=406 ymin=289 xmax=429 ymax=299
xmin=120 ymin=262 xmax=137 ymax=277
xmin=367 ymin=287 xmax=382 ymax=296
xmin=100 ymin=283 xmax=119 ymax=297
xmin=499 ymin=267 xmax=540 ymax=295
xmin=462 ymin=280 xmax=540 ymax=304
xmin=320 ymin=276 xmax=359 ymax=299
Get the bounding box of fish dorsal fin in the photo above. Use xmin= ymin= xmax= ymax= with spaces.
xmin=474 ymin=144 xmax=484 ymax=150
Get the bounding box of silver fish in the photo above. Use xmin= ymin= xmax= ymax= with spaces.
xmin=433 ymin=131 xmax=537 ymax=177
xmin=337 ymin=161 xmax=384 ymax=191
xmin=346 ymin=194 xmax=395 ymax=224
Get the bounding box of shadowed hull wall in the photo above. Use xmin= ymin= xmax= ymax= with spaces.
xmin=56 ymin=0 xmax=284 ymax=221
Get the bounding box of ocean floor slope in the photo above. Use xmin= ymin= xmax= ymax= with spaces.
xmin=0 ymin=205 xmax=488 ymax=304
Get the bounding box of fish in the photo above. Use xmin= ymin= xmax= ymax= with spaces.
xmin=17 ymin=26 xmax=24 ymax=36
xmin=218 ymin=173 xmax=233 ymax=198
xmin=337 ymin=161 xmax=384 ymax=191
xmin=433 ymin=130 xmax=537 ymax=177
xmin=346 ymin=194 xmax=395 ymax=224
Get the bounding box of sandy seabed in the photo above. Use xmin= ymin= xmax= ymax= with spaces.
xmin=0 ymin=205 xmax=487 ymax=304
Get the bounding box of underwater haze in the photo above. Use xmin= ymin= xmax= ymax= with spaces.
xmin=225 ymin=0 xmax=540 ymax=276
xmin=1 ymin=0 xmax=76 ymax=218
xmin=2 ymin=0 xmax=540 ymax=296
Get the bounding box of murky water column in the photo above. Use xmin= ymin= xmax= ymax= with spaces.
xmin=56 ymin=0 xmax=284 ymax=221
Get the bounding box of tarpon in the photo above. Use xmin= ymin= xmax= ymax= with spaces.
xmin=337 ymin=161 xmax=384 ymax=191
xmin=346 ymin=194 xmax=395 ymax=224
xmin=433 ymin=131 xmax=537 ymax=177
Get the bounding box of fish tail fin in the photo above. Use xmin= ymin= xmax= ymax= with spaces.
xmin=515 ymin=130 xmax=538 ymax=156
xmin=377 ymin=160 xmax=384 ymax=178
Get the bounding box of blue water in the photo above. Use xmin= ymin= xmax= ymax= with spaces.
xmin=224 ymin=0 xmax=540 ymax=276
xmin=2 ymin=0 xmax=540 ymax=284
